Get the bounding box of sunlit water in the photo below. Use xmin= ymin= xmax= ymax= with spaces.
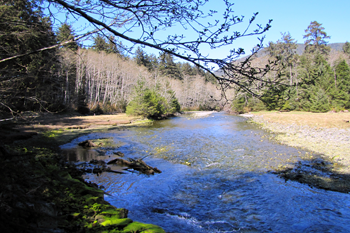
xmin=61 ymin=113 xmax=350 ymax=232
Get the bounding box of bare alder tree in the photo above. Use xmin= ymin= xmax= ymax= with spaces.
xmin=44 ymin=0 xmax=274 ymax=96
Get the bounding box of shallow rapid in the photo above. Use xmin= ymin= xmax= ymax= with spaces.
xmin=62 ymin=112 xmax=350 ymax=232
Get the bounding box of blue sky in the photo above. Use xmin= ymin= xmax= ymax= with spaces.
xmin=197 ymin=0 xmax=350 ymax=59
xmin=51 ymin=0 xmax=350 ymax=60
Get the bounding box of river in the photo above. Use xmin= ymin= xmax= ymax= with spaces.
xmin=61 ymin=112 xmax=350 ymax=232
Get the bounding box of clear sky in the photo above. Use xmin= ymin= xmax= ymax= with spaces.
xmin=51 ymin=0 xmax=350 ymax=61
xmin=198 ymin=0 xmax=350 ymax=59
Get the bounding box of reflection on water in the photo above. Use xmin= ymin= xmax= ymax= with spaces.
xmin=61 ymin=113 xmax=350 ymax=232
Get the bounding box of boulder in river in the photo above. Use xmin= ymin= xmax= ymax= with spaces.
xmin=78 ymin=140 xmax=97 ymax=147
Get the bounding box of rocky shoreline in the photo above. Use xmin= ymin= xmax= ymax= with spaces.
xmin=246 ymin=114 xmax=350 ymax=193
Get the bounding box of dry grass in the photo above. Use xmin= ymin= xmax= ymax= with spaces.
xmin=32 ymin=113 xmax=139 ymax=128
xmin=251 ymin=111 xmax=350 ymax=129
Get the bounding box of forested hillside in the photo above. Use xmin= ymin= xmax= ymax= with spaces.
xmin=1 ymin=0 xmax=349 ymax=118
xmin=231 ymin=21 xmax=350 ymax=113
xmin=0 ymin=0 xmax=231 ymax=119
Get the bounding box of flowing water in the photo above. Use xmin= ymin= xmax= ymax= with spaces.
xmin=61 ymin=112 xmax=350 ymax=232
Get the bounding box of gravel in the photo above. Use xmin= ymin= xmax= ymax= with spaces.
xmin=249 ymin=115 xmax=350 ymax=174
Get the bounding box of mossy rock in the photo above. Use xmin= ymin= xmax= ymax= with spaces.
xmin=122 ymin=222 xmax=166 ymax=233
xmin=99 ymin=217 xmax=133 ymax=227
xmin=99 ymin=208 xmax=128 ymax=219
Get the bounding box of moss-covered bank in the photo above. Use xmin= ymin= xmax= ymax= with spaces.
xmin=0 ymin=114 xmax=164 ymax=233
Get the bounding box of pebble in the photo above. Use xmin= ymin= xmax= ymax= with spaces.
xmin=249 ymin=116 xmax=350 ymax=173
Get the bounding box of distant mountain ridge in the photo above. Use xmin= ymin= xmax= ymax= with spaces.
xmin=252 ymin=43 xmax=345 ymax=58
xmin=214 ymin=43 xmax=346 ymax=76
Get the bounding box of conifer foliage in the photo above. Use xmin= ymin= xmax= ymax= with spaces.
xmin=126 ymin=80 xmax=180 ymax=119
xmin=233 ymin=21 xmax=350 ymax=113
xmin=0 ymin=0 xmax=59 ymax=114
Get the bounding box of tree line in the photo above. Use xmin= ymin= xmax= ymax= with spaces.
xmin=232 ymin=21 xmax=350 ymax=113
xmin=1 ymin=0 xmax=279 ymax=119
xmin=0 ymin=0 xmax=230 ymax=119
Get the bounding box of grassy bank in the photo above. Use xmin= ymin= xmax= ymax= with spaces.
xmin=252 ymin=111 xmax=350 ymax=129
xmin=248 ymin=111 xmax=350 ymax=193
xmin=0 ymin=113 xmax=164 ymax=233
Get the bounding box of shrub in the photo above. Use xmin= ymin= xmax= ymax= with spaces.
xmin=126 ymin=80 xmax=181 ymax=118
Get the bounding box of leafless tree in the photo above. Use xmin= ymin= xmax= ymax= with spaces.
xmin=44 ymin=0 xmax=274 ymax=96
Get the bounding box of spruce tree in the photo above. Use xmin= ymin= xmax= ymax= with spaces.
xmin=329 ymin=60 xmax=350 ymax=109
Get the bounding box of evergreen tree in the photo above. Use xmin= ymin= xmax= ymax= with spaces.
xmin=92 ymin=34 xmax=119 ymax=54
xmin=126 ymin=79 xmax=180 ymax=118
xmin=180 ymin=62 xmax=197 ymax=76
xmin=343 ymin=42 xmax=350 ymax=59
xmin=57 ymin=23 xmax=78 ymax=51
xmin=261 ymin=33 xmax=298 ymax=110
xmin=329 ymin=60 xmax=350 ymax=109
xmin=267 ymin=32 xmax=298 ymax=84
xmin=303 ymin=21 xmax=331 ymax=55
xmin=158 ymin=52 xmax=182 ymax=80
xmin=134 ymin=47 xmax=157 ymax=71
xmin=0 ymin=0 xmax=59 ymax=113
xmin=298 ymin=53 xmax=333 ymax=112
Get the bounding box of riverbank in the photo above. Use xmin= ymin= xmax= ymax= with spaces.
xmin=246 ymin=111 xmax=350 ymax=193
xmin=182 ymin=111 xmax=216 ymax=118
xmin=0 ymin=113 xmax=165 ymax=233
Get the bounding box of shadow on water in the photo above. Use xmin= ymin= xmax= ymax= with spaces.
xmin=274 ymin=156 xmax=350 ymax=193
xmin=61 ymin=112 xmax=350 ymax=232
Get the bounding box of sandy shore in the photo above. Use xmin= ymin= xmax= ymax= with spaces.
xmin=247 ymin=114 xmax=350 ymax=174
xmin=183 ymin=111 xmax=216 ymax=118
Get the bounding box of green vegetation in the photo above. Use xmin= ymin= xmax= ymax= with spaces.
xmin=233 ymin=21 xmax=350 ymax=113
xmin=0 ymin=123 xmax=165 ymax=232
xmin=126 ymin=80 xmax=181 ymax=118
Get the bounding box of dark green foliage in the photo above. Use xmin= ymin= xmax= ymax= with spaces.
xmin=92 ymin=34 xmax=119 ymax=54
xmin=343 ymin=42 xmax=350 ymax=58
xmin=180 ymin=62 xmax=197 ymax=76
xmin=328 ymin=60 xmax=350 ymax=109
xmin=0 ymin=0 xmax=61 ymax=114
xmin=297 ymin=53 xmax=333 ymax=112
xmin=126 ymin=80 xmax=181 ymax=118
xmin=158 ymin=52 xmax=182 ymax=80
xmin=135 ymin=47 xmax=158 ymax=72
xmin=261 ymin=85 xmax=289 ymax=111
xmin=57 ymin=23 xmax=78 ymax=50
xmin=309 ymin=88 xmax=330 ymax=112
xmin=232 ymin=94 xmax=266 ymax=113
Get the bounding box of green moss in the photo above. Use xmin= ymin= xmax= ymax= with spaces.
xmin=2 ymin=119 xmax=166 ymax=233
xmin=100 ymin=209 xmax=126 ymax=218
xmin=122 ymin=222 xmax=166 ymax=233
xmin=100 ymin=218 xmax=133 ymax=227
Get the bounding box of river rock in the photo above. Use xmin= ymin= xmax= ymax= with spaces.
xmin=78 ymin=140 xmax=97 ymax=147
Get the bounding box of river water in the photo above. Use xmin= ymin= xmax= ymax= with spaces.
xmin=61 ymin=112 xmax=350 ymax=232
